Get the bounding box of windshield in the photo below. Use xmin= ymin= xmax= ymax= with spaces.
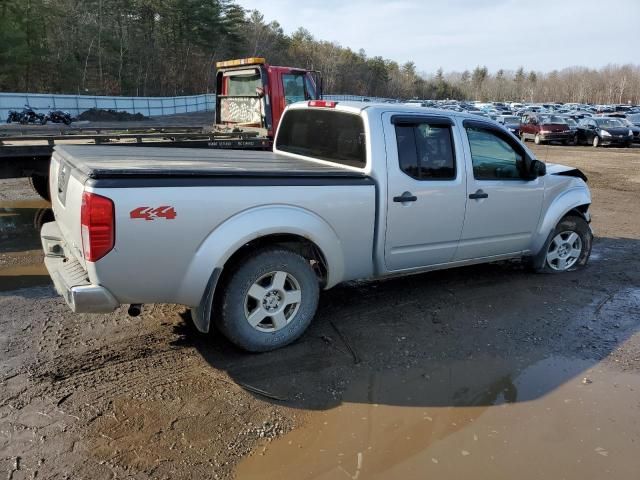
xmin=626 ymin=113 xmax=640 ymax=123
xmin=564 ymin=118 xmax=577 ymax=126
xmin=595 ymin=118 xmax=624 ymax=128
xmin=540 ymin=115 xmax=567 ymax=125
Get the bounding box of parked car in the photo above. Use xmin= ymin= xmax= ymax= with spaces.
xmin=40 ymin=101 xmax=593 ymax=351
xmin=626 ymin=113 xmax=640 ymax=127
xmin=561 ymin=116 xmax=580 ymax=145
xmin=613 ymin=118 xmax=640 ymax=144
xmin=520 ymin=113 xmax=572 ymax=144
xmin=496 ymin=115 xmax=521 ymax=136
xmin=576 ymin=117 xmax=634 ymax=147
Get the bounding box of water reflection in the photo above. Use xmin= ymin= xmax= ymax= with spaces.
xmin=0 ymin=203 xmax=52 ymax=291
xmin=236 ymin=356 xmax=639 ymax=480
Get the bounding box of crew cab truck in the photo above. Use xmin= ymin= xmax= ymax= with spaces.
xmin=41 ymin=101 xmax=593 ymax=352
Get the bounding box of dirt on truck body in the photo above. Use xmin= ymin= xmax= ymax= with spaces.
xmin=1 ymin=144 xmax=640 ymax=479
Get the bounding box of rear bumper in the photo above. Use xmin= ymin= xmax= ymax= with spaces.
xmin=41 ymin=221 xmax=119 ymax=313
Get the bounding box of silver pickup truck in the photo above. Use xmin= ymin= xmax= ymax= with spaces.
xmin=41 ymin=101 xmax=592 ymax=351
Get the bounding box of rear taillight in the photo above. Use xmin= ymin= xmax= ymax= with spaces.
xmin=81 ymin=192 xmax=114 ymax=262
xmin=308 ymin=100 xmax=337 ymax=108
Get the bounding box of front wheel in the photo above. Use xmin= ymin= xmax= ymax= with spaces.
xmin=538 ymin=216 xmax=592 ymax=273
xmin=534 ymin=134 xmax=542 ymax=145
xmin=592 ymin=135 xmax=600 ymax=147
xmin=216 ymin=248 xmax=320 ymax=352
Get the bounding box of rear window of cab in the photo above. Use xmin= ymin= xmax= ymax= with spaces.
xmin=276 ymin=109 xmax=366 ymax=168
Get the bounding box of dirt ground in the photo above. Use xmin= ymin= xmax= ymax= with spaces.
xmin=1 ymin=144 xmax=639 ymax=479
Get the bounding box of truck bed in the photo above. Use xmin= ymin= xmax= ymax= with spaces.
xmin=54 ymin=145 xmax=372 ymax=186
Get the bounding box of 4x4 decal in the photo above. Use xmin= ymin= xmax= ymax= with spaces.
xmin=130 ymin=206 xmax=177 ymax=221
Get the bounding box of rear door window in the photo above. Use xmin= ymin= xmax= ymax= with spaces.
xmin=395 ymin=123 xmax=456 ymax=180
xmin=276 ymin=109 xmax=366 ymax=168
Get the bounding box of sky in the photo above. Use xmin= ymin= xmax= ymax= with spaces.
xmin=236 ymin=0 xmax=640 ymax=74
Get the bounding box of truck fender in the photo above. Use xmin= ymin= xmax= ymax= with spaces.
xmin=531 ymin=186 xmax=591 ymax=259
xmin=179 ymin=205 xmax=345 ymax=330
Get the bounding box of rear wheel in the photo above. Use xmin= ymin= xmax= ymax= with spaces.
xmin=538 ymin=216 xmax=592 ymax=273
xmin=29 ymin=174 xmax=50 ymax=201
xmin=216 ymin=248 xmax=319 ymax=352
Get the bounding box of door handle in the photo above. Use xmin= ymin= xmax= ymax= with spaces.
xmin=393 ymin=192 xmax=417 ymax=203
xmin=469 ymin=190 xmax=488 ymax=200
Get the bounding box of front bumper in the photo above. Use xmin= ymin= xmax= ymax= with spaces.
xmin=600 ymin=135 xmax=632 ymax=145
xmin=539 ymin=131 xmax=571 ymax=142
xmin=41 ymin=222 xmax=119 ymax=313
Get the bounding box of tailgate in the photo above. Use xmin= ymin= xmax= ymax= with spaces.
xmin=49 ymin=150 xmax=87 ymax=270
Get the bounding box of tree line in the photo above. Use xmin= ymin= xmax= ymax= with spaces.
xmin=1 ymin=0 xmax=638 ymax=104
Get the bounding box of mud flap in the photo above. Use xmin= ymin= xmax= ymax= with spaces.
xmin=191 ymin=268 xmax=221 ymax=333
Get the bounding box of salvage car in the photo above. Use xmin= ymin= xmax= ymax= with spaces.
xmin=576 ymin=117 xmax=634 ymax=147
xmin=41 ymin=101 xmax=593 ymax=351
xmin=496 ymin=115 xmax=521 ymax=137
xmin=519 ymin=113 xmax=572 ymax=144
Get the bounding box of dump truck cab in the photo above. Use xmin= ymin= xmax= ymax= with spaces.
xmin=215 ymin=57 xmax=321 ymax=137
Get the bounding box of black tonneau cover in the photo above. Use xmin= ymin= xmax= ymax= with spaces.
xmin=55 ymin=145 xmax=367 ymax=179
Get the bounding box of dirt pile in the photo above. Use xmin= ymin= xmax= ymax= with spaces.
xmin=77 ymin=108 xmax=148 ymax=122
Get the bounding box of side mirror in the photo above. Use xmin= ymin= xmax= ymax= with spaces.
xmin=529 ymin=159 xmax=546 ymax=179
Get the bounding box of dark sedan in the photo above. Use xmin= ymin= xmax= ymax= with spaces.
xmin=576 ymin=117 xmax=634 ymax=147
xmin=496 ymin=115 xmax=521 ymax=137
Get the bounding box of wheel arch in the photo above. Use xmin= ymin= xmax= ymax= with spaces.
xmin=184 ymin=205 xmax=345 ymax=333
xmin=530 ymin=186 xmax=591 ymax=267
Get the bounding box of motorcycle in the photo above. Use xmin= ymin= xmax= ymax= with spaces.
xmin=6 ymin=110 xmax=23 ymax=123
xmin=18 ymin=105 xmax=47 ymax=125
xmin=46 ymin=109 xmax=73 ymax=125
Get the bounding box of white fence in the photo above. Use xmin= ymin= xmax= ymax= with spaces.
xmin=0 ymin=91 xmax=399 ymax=121
xmin=0 ymin=92 xmax=215 ymax=120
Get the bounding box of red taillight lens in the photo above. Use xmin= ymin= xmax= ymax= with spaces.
xmin=81 ymin=192 xmax=115 ymax=262
xmin=308 ymin=100 xmax=337 ymax=108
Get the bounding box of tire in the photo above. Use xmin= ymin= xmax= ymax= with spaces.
xmin=537 ymin=215 xmax=592 ymax=273
xmin=534 ymin=134 xmax=541 ymax=145
xmin=216 ymin=248 xmax=320 ymax=352
xmin=520 ymin=133 xmax=527 ymax=143
xmin=625 ymin=142 xmax=632 ymax=148
xmin=572 ymin=134 xmax=578 ymax=146
xmin=63 ymin=117 xmax=72 ymax=125
xmin=29 ymin=174 xmax=50 ymax=201
xmin=592 ymin=136 xmax=599 ymax=147
xmin=33 ymin=208 xmax=54 ymax=230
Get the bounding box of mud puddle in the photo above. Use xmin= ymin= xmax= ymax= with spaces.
xmin=0 ymin=205 xmax=52 ymax=290
xmin=236 ymin=356 xmax=640 ymax=479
